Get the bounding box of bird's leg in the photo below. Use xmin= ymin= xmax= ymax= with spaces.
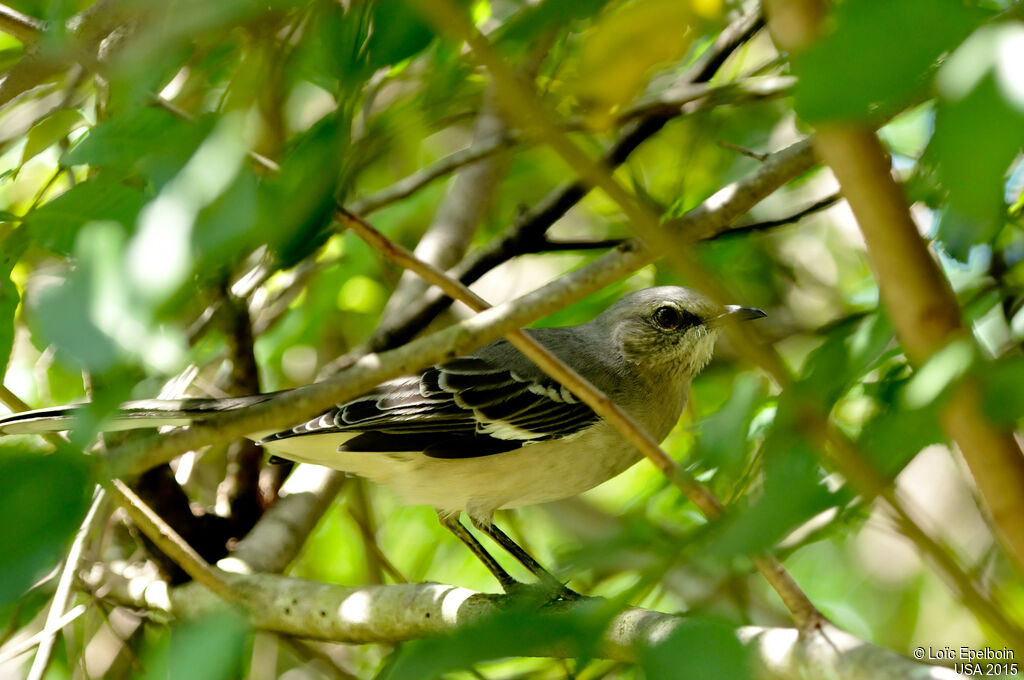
xmin=469 ymin=517 xmax=581 ymax=600
xmin=437 ymin=511 xmax=520 ymax=593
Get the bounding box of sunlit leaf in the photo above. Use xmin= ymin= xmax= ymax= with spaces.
xmin=20 ymin=109 xmax=87 ymax=167
xmin=575 ymin=0 xmax=696 ymax=127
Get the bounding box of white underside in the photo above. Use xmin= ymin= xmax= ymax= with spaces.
xmin=257 ymin=421 xmax=643 ymax=522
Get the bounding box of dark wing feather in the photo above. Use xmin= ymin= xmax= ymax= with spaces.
xmin=259 ymin=356 xmax=599 ymax=458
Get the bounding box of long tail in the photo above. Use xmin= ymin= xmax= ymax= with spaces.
xmin=0 ymin=394 xmax=279 ymax=436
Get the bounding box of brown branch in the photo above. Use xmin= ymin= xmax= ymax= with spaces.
xmin=764 ymin=0 xmax=1024 ymax=577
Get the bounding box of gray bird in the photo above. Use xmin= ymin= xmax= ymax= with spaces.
xmin=0 ymin=286 xmax=765 ymax=596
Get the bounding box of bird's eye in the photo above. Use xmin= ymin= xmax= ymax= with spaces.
xmin=653 ymin=306 xmax=683 ymax=330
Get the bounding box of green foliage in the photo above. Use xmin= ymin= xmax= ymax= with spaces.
xmin=0 ymin=445 xmax=92 ymax=608
xmin=1 ymin=0 xmax=1022 ymax=676
xmin=641 ymin=618 xmax=752 ymax=680
xmin=793 ymin=0 xmax=987 ymax=122
xmin=140 ymin=609 xmax=251 ymax=680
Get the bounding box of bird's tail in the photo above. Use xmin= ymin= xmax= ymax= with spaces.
xmin=0 ymin=394 xmax=278 ymax=436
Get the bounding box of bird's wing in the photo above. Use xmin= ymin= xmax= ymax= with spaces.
xmin=260 ymin=356 xmax=599 ymax=459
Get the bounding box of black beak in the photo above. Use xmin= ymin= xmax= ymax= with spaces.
xmin=713 ymin=305 xmax=767 ymax=324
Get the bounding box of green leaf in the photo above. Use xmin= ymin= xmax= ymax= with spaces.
xmin=63 ymin=108 xmax=181 ymax=169
xmin=0 ymin=446 xmax=93 ymax=608
xmin=793 ymin=0 xmax=987 ymax=122
xmin=23 ymin=179 xmax=147 ymax=255
xmin=642 ymin=618 xmax=753 ymax=680
xmin=366 ymin=0 xmax=436 ymax=69
xmin=20 ymin=109 xmax=87 ymax=166
xmin=0 ymin=228 xmax=28 ymax=381
xmin=693 ymin=373 xmax=767 ymax=475
xmin=142 ymin=609 xmax=250 ymax=680
xmin=574 ymin=0 xmax=696 ymax=126
xmin=931 ymin=75 xmax=1024 ymax=259
xmin=383 ymin=598 xmax=610 ymax=680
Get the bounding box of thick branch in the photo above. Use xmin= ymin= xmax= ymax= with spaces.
xmin=87 ymin=569 xmax=961 ymax=679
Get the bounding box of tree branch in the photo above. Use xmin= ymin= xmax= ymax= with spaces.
xmin=85 ymin=568 xmax=961 ymax=679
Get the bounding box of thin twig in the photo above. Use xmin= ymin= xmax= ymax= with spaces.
xmin=26 ymin=487 xmax=106 ymax=680
xmin=717 ymin=139 xmax=770 ymax=162
xmin=348 ymin=136 xmax=513 ymax=216
xmin=725 ymin=193 xmax=842 ymax=235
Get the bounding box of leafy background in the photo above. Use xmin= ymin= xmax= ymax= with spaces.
xmin=0 ymin=0 xmax=1023 ymax=678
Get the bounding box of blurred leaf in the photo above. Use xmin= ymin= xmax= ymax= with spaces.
xmin=383 ymin=598 xmax=610 ymax=680
xmin=192 ymin=167 xmax=260 ymax=270
xmin=901 ymin=339 xmax=975 ymax=409
xmin=63 ymin=108 xmax=217 ymax=188
xmin=23 ymin=179 xmax=147 ymax=255
xmin=258 ymin=114 xmax=347 ymax=269
xmin=693 ymin=373 xmax=766 ymax=476
xmin=575 ymin=0 xmax=695 ymax=127
xmin=793 ymin=0 xmax=987 ymax=122
xmin=0 ymin=228 xmax=27 ymax=380
xmin=63 ymin=108 xmax=182 ymax=169
xmin=496 ymin=0 xmax=610 ymax=47
xmin=978 ymin=355 xmax=1024 ymax=424
xmin=20 ymin=109 xmax=87 ymax=167
xmin=931 ymin=75 xmax=1024 ymax=259
xmin=366 ymin=0 xmax=436 ymax=69
xmin=642 ymin=618 xmax=752 ymax=680
xmin=0 ymin=445 xmax=92 ymax=608
xmin=142 ymin=609 xmax=250 ymax=680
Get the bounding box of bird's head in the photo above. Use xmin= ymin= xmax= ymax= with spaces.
xmin=593 ymin=286 xmax=765 ymax=378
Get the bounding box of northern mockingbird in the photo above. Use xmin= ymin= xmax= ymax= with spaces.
xmin=0 ymin=286 xmax=764 ymax=595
